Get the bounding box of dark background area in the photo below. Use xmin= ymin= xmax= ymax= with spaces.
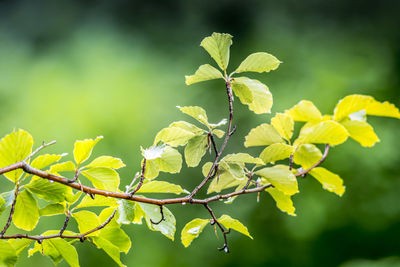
xmin=0 ymin=0 xmax=399 ymax=266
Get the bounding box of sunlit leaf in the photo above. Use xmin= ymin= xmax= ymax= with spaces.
xmin=266 ymin=187 xmax=296 ymax=216
xmin=49 ymin=161 xmax=76 ymax=175
xmin=185 ymin=64 xmax=224 ymax=85
xmin=256 ymin=166 xmax=298 ymax=196
xmin=85 ymin=156 xmax=125 ymax=169
xmin=293 ymin=144 xmax=322 ymax=169
xmin=309 ymin=167 xmax=345 ymax=196
xmin=181 ymin=218 xmax=209 ymax=247
xmin=271 ymin=113 xmax=294 ymax=141
xmin=157 ymin=146 xmax=182 ymax=174
xmin=231 ymin=78 xmax=253 ymax=104
xmin=39 ymin=203 xmax=65 ymax=216
xmin=294 ymin=121 xmax=349 ymax=146
xmin=0 ymin=129 xmax=33 ymax=182
xmin=212 ymin=129 xmax=225 ymax=138
xmin=137 ymin=181 xmax=189 ymax=194
xmin=155 ymin=126 xmax=196 ymax=147
xmin=13 ymin=190 xmax=40 ymax=231
xmin=222 ymin=153 xmax=264 ymax=165
xmin=117 ymin=200 xmax=135 ymax=225
xmin=98 ymin=227 xmax=131 ymax=254
xmin=177 ymin=106 xmax=209 ymax=126
xmin=81 ymin=167 xmax=120 ymax=191
xmin=184 ymin=135 xmax=208 ymax=167
xmin=31 ymin=154 xmax=64 ymax=170
xmin=93 ymin=237 xmax=126 ymax=267
xmin=259 ymin=143 xmax=294 ymax=164
xmin=75 ymin=194 xmax=118 ymax=209
xmin=8 ymin=239 xmax=33 ymax=255
xmin=341 ymin=120 xmax=380 ymax=147
xmin=168 ymin=121 xmax=205 ymax=135
xmin=73 ymin=136 xmax=103 ymax=166
xmin=0 ymin=240 xmax=17 ymax=266
xmin=138 ymin=203 xmax=176 ymax=240
xmin=245 ymin=123 xmax=284 ymax=147
xmin=26 ymin=178 xmax=72 ymax=203
xmin=0 ymin=196 xmax=5 ymax=216
xmin=285 ymin=100 xmax=322 ymax=122
xmin=200 ymin=32 xmax=232 ymax=71
xmin=72 ymin=210 xmax=101 ymax=236
xmin=218 ymin=214 xmax=252 ymax=239
xmin=234 ymin=52 xmax=280 ymax=74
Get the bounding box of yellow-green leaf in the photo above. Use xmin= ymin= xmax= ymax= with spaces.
xmin=285 ymin=100 xmax=322 ymax=122
xmin=293 ymin=144 xmax=322 ymax=169
xmin=266 ymin=187 xmax=296 ymax=216
xmin=245 ymin=123 xmax=284 ymax=147
xmin=138 ymin=203 xmax=176 ymax=240
xmin=93 ymin=237 xmax=126 ymax=267
xmin=0 ymin=129 xmax=33 ymax=182
xmin=49 ymin=161 xmax=76 ymax=175
xmin=259 ymin=143 xmax=294 ymax=164
xmin=39 ymin=203 xmax=65 ymax=216
xmin=181 ymin=218 xmax=210 ymax=247
xmin=294 ymin=121 xmax=349 ymax=146
xmin=231 ymin=77 xmax=273 ymax=114
xmin=26 ymin=178 xmax=72 ymax=203
xmin=169 ymin=121 xmax=205 ymax=135
xmin=212 ymin=129 xmax=225 ymax=138
xmin=73 ymin=136 xmax=103 ymax=166
xmin=31 ymin=154 xmax=64 ymax=170
xmin=218 ymin=214 xmax=252 ymax=239
xmin=8 ymin=239 xmax=33 ymax=255
xmin=0 ymin=240 xmax=17 ymax=266
xmin=155 ymin=127 xmax=196 ymax=147
xmin=185 ymin=64 xmax=224 ymax=85
xmin=256 ymin=166 xmax=298 ymax=196
xmin=81 ymin=167 xmax=120 ymax=191
xmin=85 ymin=156 xmax=125 ymax=169
xmin=222 ymin=153 xmax=264 ymax=165
xmin=98 ymin=227 xmax=131 ymax=254
xmin=137 ymin=181 xmax=189 ymax=194
xmin=184 ymin=135 xmax=208 ymax=167
xmin=75 ymin=194 xmax=117 ymax=209
xmin=72 ymin=210 xmax=101 ymax=236
xmin=309 ymin=167 xmax=345 ymax=196
xmin=341 ymin=120 xmax=380 ymax=147
xmin=271 ymin=113 xmax=294 ymax=141
xmin=13 ymin=190 xmax=40 ymax=231
xmin=177 ymin=106 xmax=209 ymax=126
xmin=157 ymin=146 xmax=182 ymax=174
xmin=234 ymin=52 xmax=281 ymax=73
xmin=200 ymin=32 xmax=232 ymax=71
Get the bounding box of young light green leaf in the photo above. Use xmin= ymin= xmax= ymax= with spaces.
xmin=0 ymin=129 xmax=33 ymax=182
xmin=366 ymin=98 xmax=400 ymax=118
xmin=0 ymin=240 xmax=17 ymax=267
xmin=99 ymin=207 xmax=119 ymax=228
xmin=138 ymin=203 xmax=176 ymax=240
xmin=231 ymin=77 xmax=273 ymax=114
xmin=75 ymin=194 xmax=117 ymax=209
xmin=271 ymin=113 xmax=294 ymax=141
xmin=26 ymin=178 xmax=72 ymax=203
xmin=293 ymin=144 xmax=322 ymax=169
xmin=185 ymin=64 xmax=224 ymax=85
xmin=203 ymin=162 xmax=245 ymax=193
xmin=200 ymin=32 xmax=232 ymax=71
xmin=73 ymin=136 xmax=103 ymax=166
xmin=177 ymin=106 xmax=209 ymax=126
xmin=340 ymin=120 xmax=380 ymax=147
xmin=218 ymin=215 xmax=252 ymax=239
xmin=181 ymin=218 xmax=210 ymax=247
xmin=157 ymin=146 xmax=183 ymax=174
xmin=93 ymin=237 xmax=126 ymax=267
xmin=169 ymin=121 xmax=205 ymax=135
xmin=39 ymin=203 xmax=65 ymax=216
xmin=244 ymin=123 xmax=284 ymax=147
xmin=285 ymin=100 xmax=323 ymax=122
xmin=259 ymin=143 xmax=294 ymax=164
xmin=49 ymin=161 xmax=76 ymax=175
xmin=13 ymin=190 xmax=40 ymax=231
xmin=72 ymin=210 xmax=101 ymax=236
xmin=309 ymin=167 xmax=345 ymax=196
xmin=117 ymin=200 xmax=135 ymax=225
xmin=154 ymin=126 xmax=196 ymax=147
xmin=81 ymin=167 xmax=120 ymax=191
xmin=293 ymin=121 xmax=349 ymax=146
xmin=184 ymin=135 xmax=208 ymax=167
xmin=222 ymin=153 xmax=264 ymax=165
xmin=266 ymin=187 xmax=296 ymax=216
xmin=234 ymin=52 xmax=281 ymax=74
xmin=212 ymin=129 xmax=225 ymax=138
xmin=256 ymin=166 xmax=298 ymax=196
xmin=8 ymin=239 xmax=33 ymax=255
xmin=85 ymin=156 xmax=125 ymax=169
xmin=0 ymin=196 xmax=5 ymax=216
xmin=98 ymin=227 xmax=131 ymax=254
xmin=137 ymin=181 xmax=189 ymax=194
xmin=31 ymin=154 xmax=64 ymax=170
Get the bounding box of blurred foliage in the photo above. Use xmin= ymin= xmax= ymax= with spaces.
xmin=0 ymin=0 xmax=399 ymax=266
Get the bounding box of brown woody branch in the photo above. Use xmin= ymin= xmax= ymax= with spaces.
xmin=0 ymin=183 xmax=20 ymax=237
xmin=204 ymin=203 xmax=230 ymax=253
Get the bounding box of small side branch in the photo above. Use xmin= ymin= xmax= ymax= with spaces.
xmin=204 ymin=204 xmax=230 ymax=253
xmin=150 ymin=205 xmax=165 ymax=225
xmin=129 ymin=159 xmax=146 ymax=196
xmin=295 ymin=144 xmax=330 ymax=177
xmin=25 ymin=140 xmax=57 ymax=161
xmin=0 ymin=184 xmax=20 ymax=236
xmin=59 ymin=211 xmax=71 ymax=235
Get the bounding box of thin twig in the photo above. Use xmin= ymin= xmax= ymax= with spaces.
xmin=150 ymin=205 xmax=165 ymax=225
xmin=204 ymin=203 xmax=230 ymax=253
xmin=295 ymin=144 xmax=330 ymax=177
xmin=25 ymin=140 xmax=57 ymax=162
xmin=59 ymin=211 xmax=71 ymax=235
xmin=129 ymin=159 xmax=146 ymax=196
xmin=0 ymin=184 xmax=20 ymax=236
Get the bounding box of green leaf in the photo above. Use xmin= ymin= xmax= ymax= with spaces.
xmin=138 ymin=203 xmax=176 ymax=240
xmin=271 ymin=113 xmax=294 ymax=141
xmin=154 ymin=126 xmax=196 ymax=147
xmin=244 ymin=123 xmax=284 ymax=147
xmin=294 ymin=121 xmax=349 ymax=146
xmin=333 ymin=94 xmax=400 ymax=121
xmin=266 ymin=187 xmax=296 ymax=216
xmin=218 ymin=215 xmax=252 ymax=239
xmin=256 ymin=166 xmax=298 ymax=196
xmin=293 ymin=144 xmax=322 ymax=169
xmin=231 ymin=77 xmax=273 ymax=114
xmin=116 ymin=200 xmax=136 ymax=225
xmin=184 ymin=135 xmax=208 ymax=167
xmin=181 ymin=218 xmax=210 ymax=247
xmin=26 ymin=178 xmax=72 ymax=203
xmin=81 ymin=167 xmax=120 ymax=191
xmin=169 ymin=121 xmax=205 ymax=135
xmin=203 ymin=162 xmax=245 ymax=193
xmin=13 ymin=190 xmax=40 ymax=231
xmin=8 ymin=239 xmax=33 ymax=255
xmin=137 ymin=181 xmax=189 ymax=194
xmin=309 ymin=167 xmax=345 ymax=196
xmin=200 ymin=32 xmax=232 ymax=71
xmin=177 ymin=106 xmax=209 ymax=126
xmin=85 ymin=156 xmax=125 ymax=169
xmin=98 ymin=227 xmax=131 ymax=254
xmin=73 ymin=136 xmax=103 ymax=166
xmin=0 ymin=196 xmax=5 ymax=216
xmin=49 ymin=161 xmax=76 ymax=175
xmin=212 ymin=129 xmax=225 ymax=138
xmin=31 ymin=154 xmax=64 ymax=170
xmin=222 ymin=153 xmax=264 ymax=165
xmin=259 ymin=143 xmax=294 ymax=164
xmin=75 ymin=194 xmax=117 ymax=209
xmin=0 ymin=240 xmax=17 ymax=266
xmin=0 ymin=129 xmax=33 ymax=182
xmin=340 ymin=120 xmax=380 ymax=147
xmin=99 ymin=207 xmax=119 ymax=228
xmin=285 ymin=100 xmax=323 ymax=122
xmin=93 ymin=237 xmax=126 ymax=267
xmin=185 ymin=64 xmax=224 ymax=85
xmin=39 ymin=203 xmax=65 ymax=216
xmin=234 ymin=52 xmax=281 ymax=73
xmin=72 ymin=210 xmax=101 ymax=236
xmin=157 ymin=146 xmax=182 ymax=174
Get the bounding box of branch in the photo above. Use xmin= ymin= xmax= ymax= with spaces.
xmin=129 ymin=159 xmax=146 ymax=196
xmin=0 ymin=184 xmax=20 ymax=236
xmin=204 ymin=204 xmax=230 ymax=253
xmin=25 ymin=140 xmax=57 ymax=162
xmin=150 ymin=205 xmax=165 ymax=225
xmin=295 ymin=144 xmax=330 ymax=177
xmin=59 ymin=211 xmax=71 ymax=235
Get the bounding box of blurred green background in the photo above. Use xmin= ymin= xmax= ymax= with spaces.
xmin=0 ymin=0 xmax=400 ymax=266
